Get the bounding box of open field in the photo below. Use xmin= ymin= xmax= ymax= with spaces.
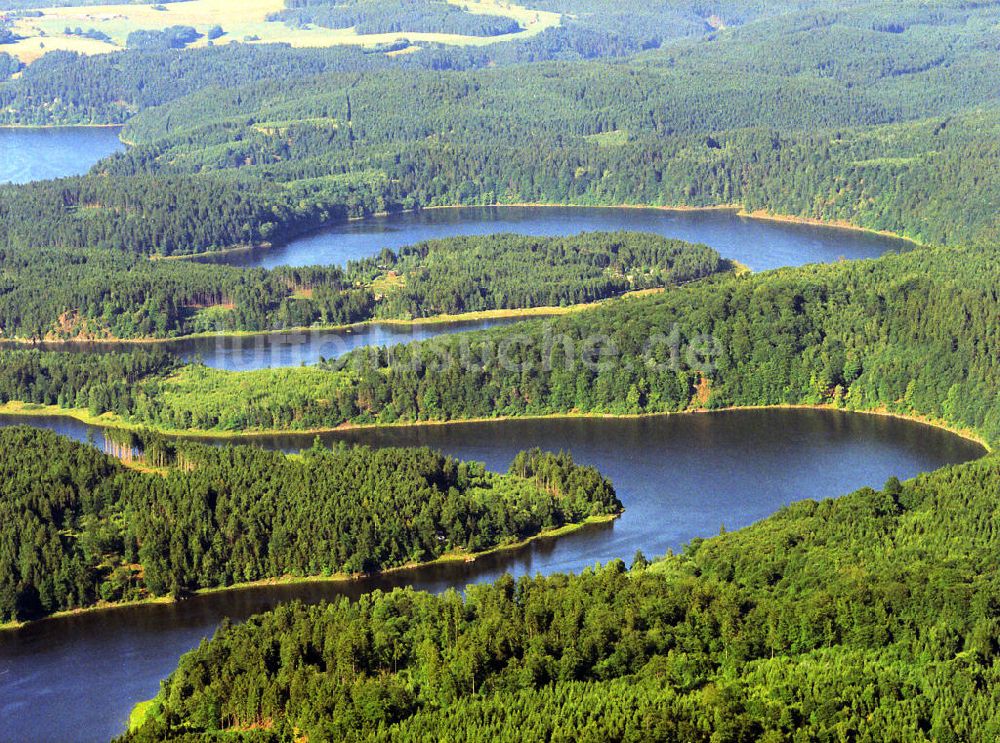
xmin=5 ymin=0 xmax=561 ymax=63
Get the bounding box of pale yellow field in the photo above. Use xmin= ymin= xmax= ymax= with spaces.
xmin=7 ymin=0 xmax=562 ymax=64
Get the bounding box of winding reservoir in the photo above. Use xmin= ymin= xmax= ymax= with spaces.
xmin=7 ymin=206 xmax=916 ymax=371
xmin=0 ymin=409 xmax=986 ymax=742
xmin=0 ymin=143 xmax=950 ymax=741
xmin=207 ymin=205 xmax=914 ymax=273
xmin=0 ymin=127 xmax=124 ymax=184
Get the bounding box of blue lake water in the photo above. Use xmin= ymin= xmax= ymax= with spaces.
xmin=210 ymin=205 xmax=914 ymax=273
xmin=0 ymin=126 xmax=124 ymax=184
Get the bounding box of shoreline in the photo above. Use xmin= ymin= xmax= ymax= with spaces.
xmin=0 ymin=513 xmax=618 ymax=633
xmin=421 ymin=202 xmax=742 ymax=214
xmin=410 ymin=202 xmax=923 ymax=246
xmin=0 ymin=306 xmax=577 ymax=347
xmin=734 ymin=208 xmax=925 ymax=246
xmin=455 ymin=202 xmax=923 ymax=246
xmin=0 ymin=123 xmax=123 ymax=131
xmin=0 ymin=399 xmax=990 ymax=453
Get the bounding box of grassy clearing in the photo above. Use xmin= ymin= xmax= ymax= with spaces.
xmin=585 ymin=130 xmax=630 ymax=147
xmin=0 ymin=33 xmax=117 ymax=64
xmin=9 ymin=0 xmax=561 ymax=64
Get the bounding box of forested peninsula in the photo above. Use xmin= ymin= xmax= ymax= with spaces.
xmin=0 ymin=426 xmax=620 ymax=626
xmin=123 ymin=454 xmax=1000 ymax=741
xmin=0 ymin=232 xmax=723 ymax=341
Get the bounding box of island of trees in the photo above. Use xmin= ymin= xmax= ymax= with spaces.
xmin=268 ymin=0 xmax=524 ymax=38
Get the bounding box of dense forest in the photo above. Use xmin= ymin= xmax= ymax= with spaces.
xmin=5 ymin=243 xmax=990 ymax=440
xmin=320 ymin=243 xmax=999 ymax=440
xmin=0 ymin=1 xmax=997 ymax=250
xmin=353 ymin=232 xmax=724 ymax=318
xmin=0 ymin=51 xmax=21 ymax=80
xmin=126 ymin=26 xmax=204 ymax=51
xmin=268 ymin=0 xmax=524 ymax=37
xmin=0 ymin=2 xmax=998 ymax=740
xmin=0 ymin=426 xmax=620 ymax=624
xmin=0 ymin=232 xmax=721 ymax=339
xmin=1 ymin=113 xmax=996 ymax=254
xmin=0 ymin=347 xmax=177 ymax=416
xmin=0 ymin=0 xmax=852 ymax=124
xmin=122 ymin=451 xmax=1000 ymax=740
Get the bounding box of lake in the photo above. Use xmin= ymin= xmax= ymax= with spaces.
xmin=205 ymin=205 xmax=914 ymax=273
xmin=0 ymin=408 xmax=985 ymax=742
xmin=7 ymin=204 xmax=915 ymax=373
xmin=0 ymin=127 xmax=124 ymax=184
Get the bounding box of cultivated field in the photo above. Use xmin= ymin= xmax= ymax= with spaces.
xmin=4 ymin=0 xmax=561 ymax=63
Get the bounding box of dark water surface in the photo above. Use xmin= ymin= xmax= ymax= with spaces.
xmin=0 ymin=409 xmax=985 ymax=742
xmin=207 ymin=206 xmax=913 ymax=273
xmin=0 ymin=127 xmax=124 ymax=184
